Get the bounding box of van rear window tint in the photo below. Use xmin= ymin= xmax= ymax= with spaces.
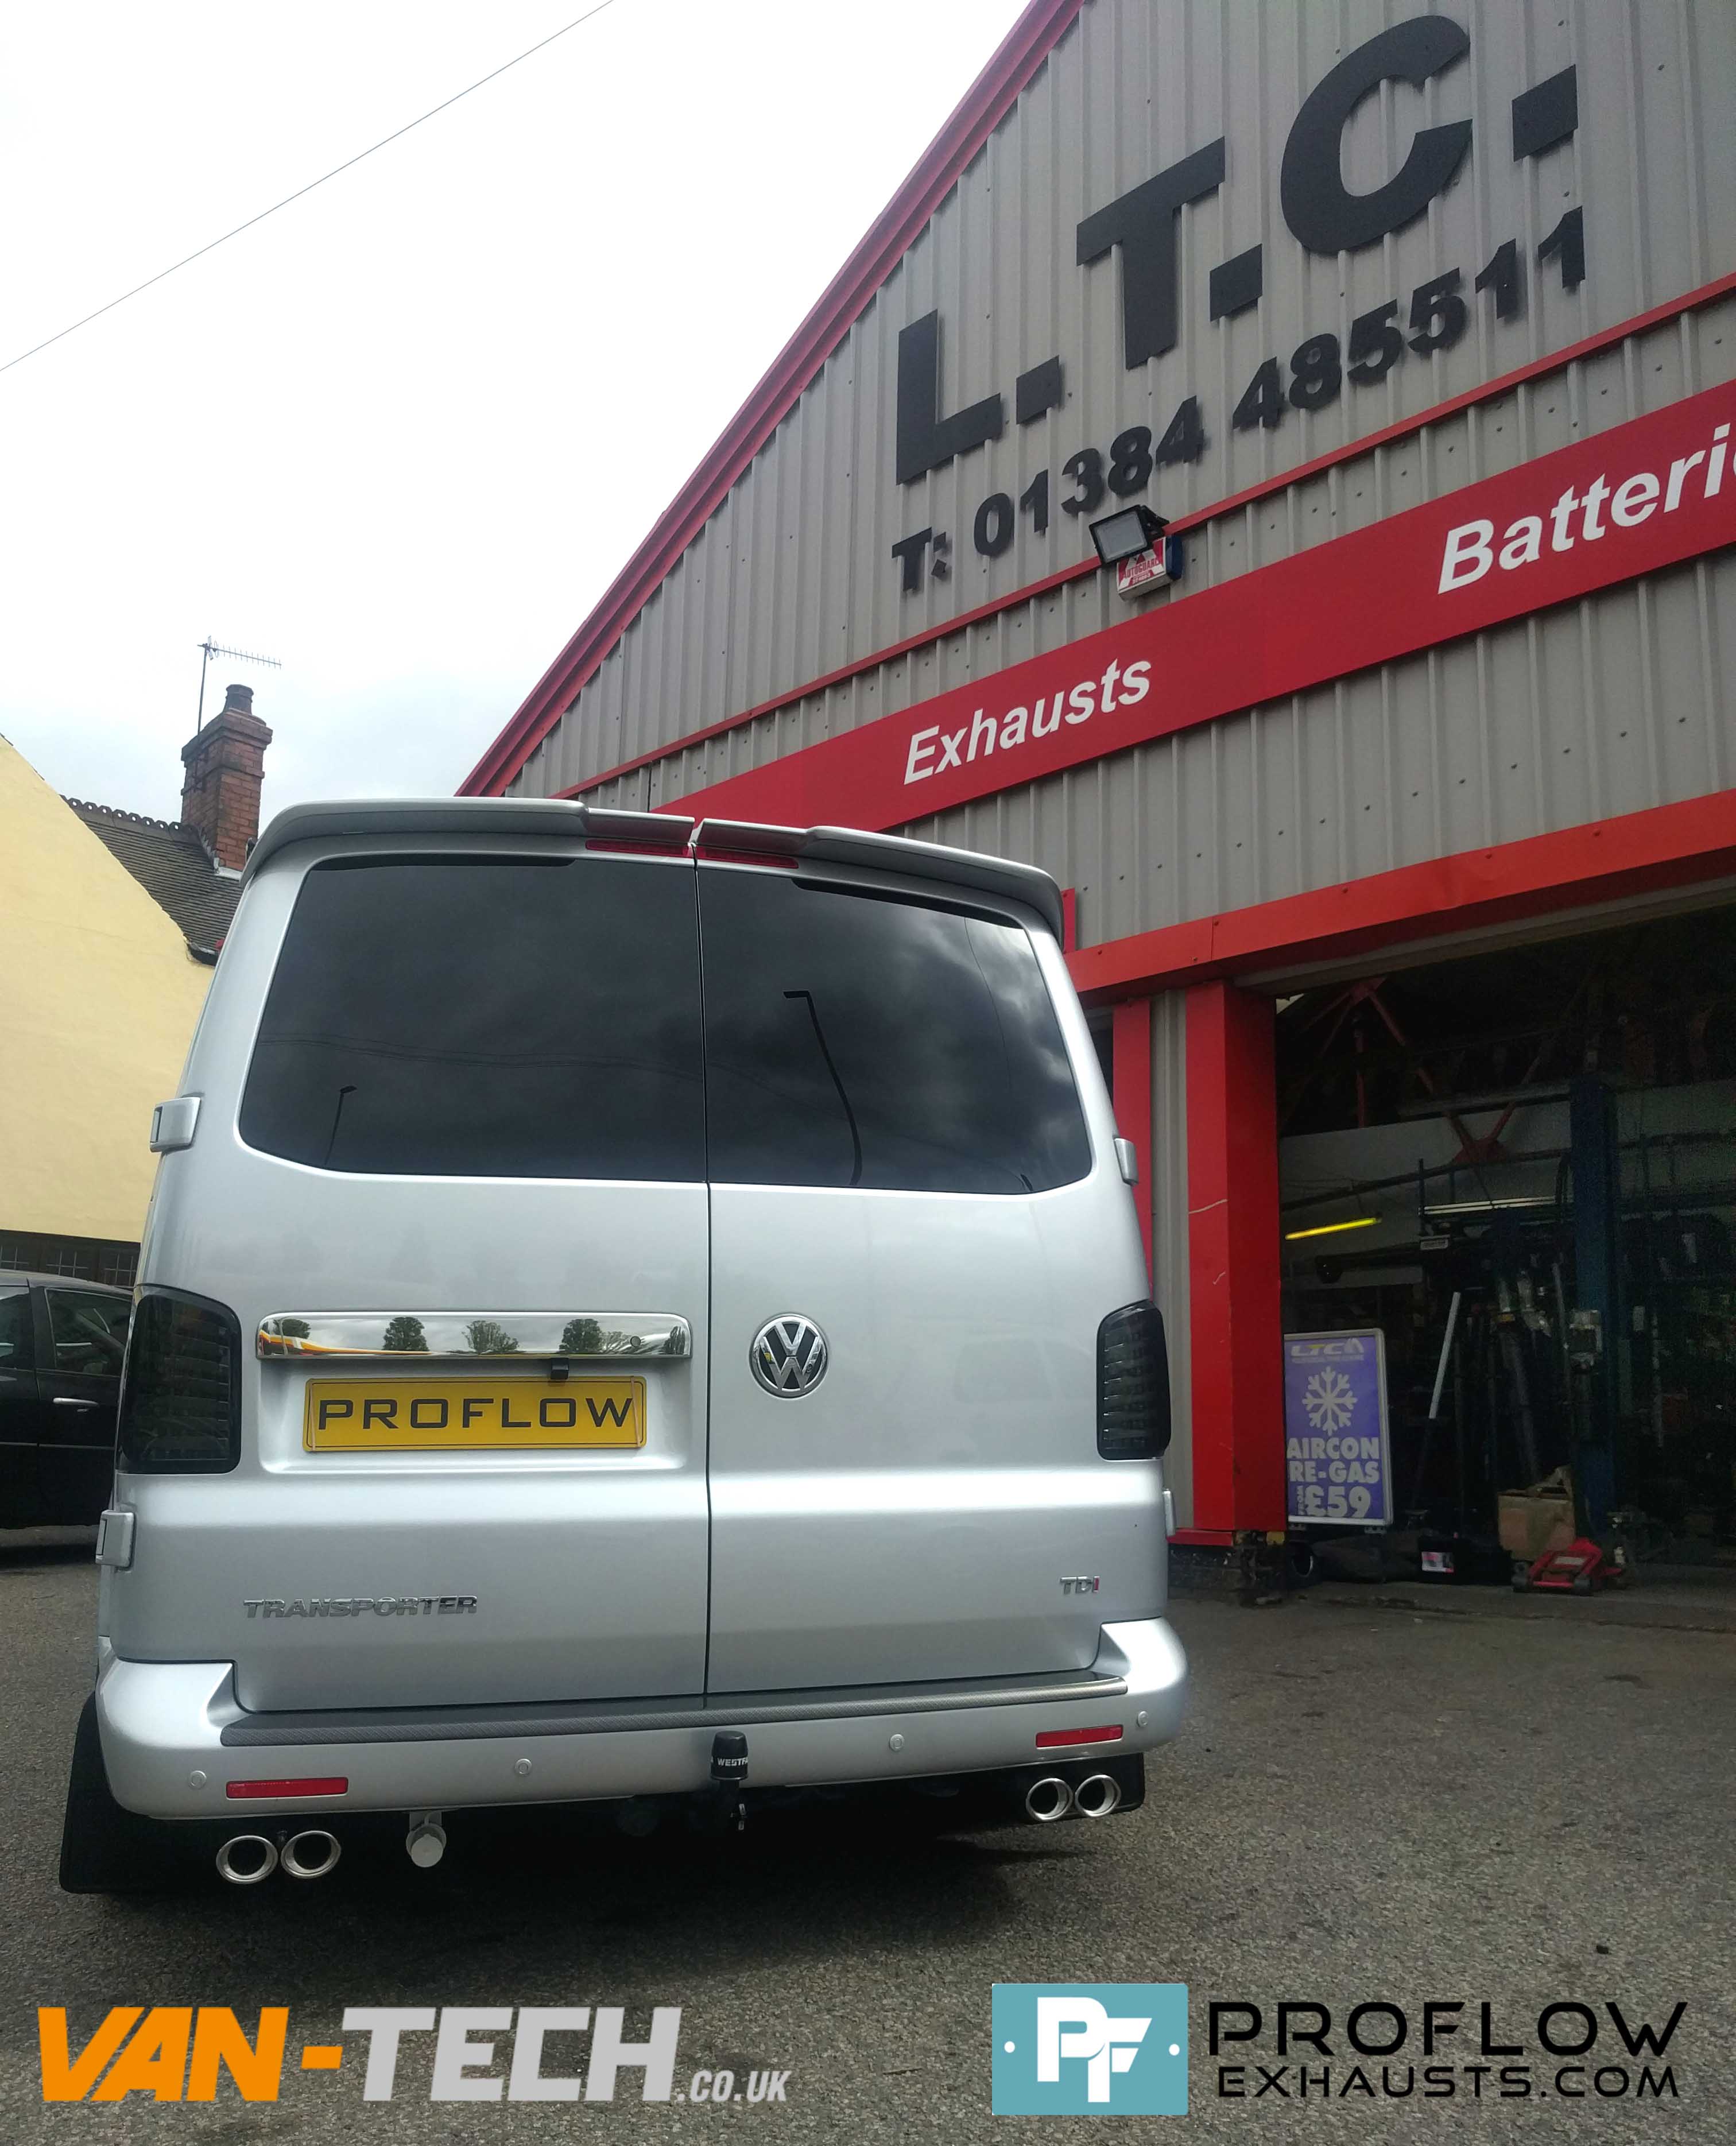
xmin=239 ymin=856 xmax=704 ymax=1179
xmin=700 ymin=870 xmax=1090 ymax=1194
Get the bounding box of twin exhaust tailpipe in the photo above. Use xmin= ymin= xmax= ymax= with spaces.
xmin=214 ymin=1772 xmax=1115 ymax=1875
xmin=215 ymin=1829 xmax=342 ymax=1885
xmin=1023 ymin=1772 xmax=1122 ymax=1823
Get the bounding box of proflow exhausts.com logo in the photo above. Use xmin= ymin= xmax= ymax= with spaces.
xmin=991 ymin=1984 xmax=1188 ymax=2116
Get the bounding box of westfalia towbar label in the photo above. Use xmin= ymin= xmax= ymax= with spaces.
xmin=671 ymin=385 xmax=1736 ymax=832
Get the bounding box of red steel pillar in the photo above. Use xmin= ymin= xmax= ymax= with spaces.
xmin=1184 ymin=980 xmax=1286 ymax=1533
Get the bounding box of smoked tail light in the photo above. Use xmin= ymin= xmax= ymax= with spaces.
xmin=117 ymin=1289 xmax=242 ymax=1473
xmin=1096 ymin=1300 xmax=1171 ymax=1459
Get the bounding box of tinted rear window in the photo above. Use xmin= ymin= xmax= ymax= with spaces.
xmin=239 ymin=856 xmax=704 ymax=1179
xmin=700 ymin=870 xmax=1089 ymax=1194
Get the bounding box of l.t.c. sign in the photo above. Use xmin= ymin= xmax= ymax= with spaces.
xmin=891 ymin=14 xmax=1584 ymax=594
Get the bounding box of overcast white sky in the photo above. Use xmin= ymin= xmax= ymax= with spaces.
xmin=1 ymin=1 xmax=1024 ymax=825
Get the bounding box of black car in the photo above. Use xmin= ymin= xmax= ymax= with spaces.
xmin=0 ymin=1271 xmax=130 ymax=1527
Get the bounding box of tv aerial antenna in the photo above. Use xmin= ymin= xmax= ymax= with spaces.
xmin=196 ymin=637 xmax=282 ymax=729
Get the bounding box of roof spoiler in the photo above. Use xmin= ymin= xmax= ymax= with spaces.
xmin=692 ymin=819 xmax=1064 ymax=939
xmin=243 ymin=799 xmax=1065 ymax=939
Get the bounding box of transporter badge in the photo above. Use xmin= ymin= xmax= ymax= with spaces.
xmin=241 ymin=1596 xmax=478 ymax=1620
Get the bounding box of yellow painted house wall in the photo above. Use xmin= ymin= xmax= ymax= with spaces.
xmin=0 ymin=731 xmax=212 ymax=1244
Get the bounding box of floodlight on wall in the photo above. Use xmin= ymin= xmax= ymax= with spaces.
xmin=1089 ymin=503 xmax=1168 ymax=565
xmin=1088 ymin=503 xmax=1183 ymax=597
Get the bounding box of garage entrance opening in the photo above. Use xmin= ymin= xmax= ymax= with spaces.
xmin=1276 ymin=902 xmax=1736 ymax=1575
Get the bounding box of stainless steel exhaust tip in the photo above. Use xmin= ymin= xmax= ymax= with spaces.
xmin=281 ymin=1828 xmax=342 ymax=1880
xmin=1073 ymin=1772 xmax=1122 ymax=1819
xmin=215 ymin=1834 xmax=278 ymax=1885
xmin=1024 ymin=1775 xmax=1075 ymax=1822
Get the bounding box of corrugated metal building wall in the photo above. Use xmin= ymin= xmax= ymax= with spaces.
xmin=510 ymin=0 xmax=1735 ymax=818
xmin=586 ymin=306 xmax=1731 ymax=940
xmin=486 ymin=0 xmax=1736 ymax=1529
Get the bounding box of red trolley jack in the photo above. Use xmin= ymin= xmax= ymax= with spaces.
xmin=1512 ymin=1537 xmax=1628 ymax=1595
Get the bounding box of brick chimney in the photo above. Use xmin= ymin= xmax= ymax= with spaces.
xmin=181 ymin=683 xmax=272 ymax=869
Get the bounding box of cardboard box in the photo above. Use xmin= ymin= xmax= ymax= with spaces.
xmin=1498 ymin=1468 xmax=1578 ymax=1561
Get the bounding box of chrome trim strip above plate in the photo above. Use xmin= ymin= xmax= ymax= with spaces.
xmin=219 ymin=1668 xmax=1130 ymax=1746
xmin=257 ymin=1312 xmax=691 ymax=1362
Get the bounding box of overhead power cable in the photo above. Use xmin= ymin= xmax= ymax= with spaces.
xmin=1 ymin=0 xmax=621 ymax=378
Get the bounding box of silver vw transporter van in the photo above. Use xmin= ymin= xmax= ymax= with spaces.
xmin=62 ymin=801 xmax=1186 ymax=1891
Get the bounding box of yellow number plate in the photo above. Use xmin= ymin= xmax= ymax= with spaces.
xmin=304 ymin=1376 xmax=646 ymax=1451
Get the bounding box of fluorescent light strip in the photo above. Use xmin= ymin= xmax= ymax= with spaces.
xmin=1283 ymin=1215 xmax=1381 ymax=1242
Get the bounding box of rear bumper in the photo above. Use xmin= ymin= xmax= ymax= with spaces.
xmin=95 ymin=1618 xmax=1188 ymax=1820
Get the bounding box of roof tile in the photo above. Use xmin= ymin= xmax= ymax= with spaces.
xmin=66 ymin=800 xmax=242 ymax=951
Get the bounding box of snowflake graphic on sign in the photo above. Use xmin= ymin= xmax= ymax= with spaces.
xmin=1302 ymin=1367 xmax=1357 ymax=1434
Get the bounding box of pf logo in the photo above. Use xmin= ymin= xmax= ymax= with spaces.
xmin=1038 ymin=1997 xmax=1150 ymax=2103
xmin=992 ymin=1984 xmax=1188 ymax=2116
xmin=749 ymin=1315 xmax=829 ymax=1398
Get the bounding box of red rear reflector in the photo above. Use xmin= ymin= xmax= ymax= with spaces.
xmin=226 ymin=1777 xmax=347 ymax=1800
xmin=1035 ymin=1726 xmax=1123 ymax=1749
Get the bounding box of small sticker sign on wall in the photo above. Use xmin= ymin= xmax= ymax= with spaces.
xmin=1283 ymin=1328 xmax=1392 ymax=1530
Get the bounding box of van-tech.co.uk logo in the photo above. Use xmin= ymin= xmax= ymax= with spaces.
xmin=991 ymin=1984 xmax=1188 ymax=2116
xmin=38 ymin=2005 xmax=789 ymax=2106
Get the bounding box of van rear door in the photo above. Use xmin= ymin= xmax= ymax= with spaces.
xmin=121 ymin=842 xmax=713 ymax=1714
xmin=697 ymin=859 xmax=1156 ymax=1695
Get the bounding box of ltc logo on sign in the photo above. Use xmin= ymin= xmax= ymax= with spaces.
xmin=992 ymin=1985 xmax=1188 ymax=2116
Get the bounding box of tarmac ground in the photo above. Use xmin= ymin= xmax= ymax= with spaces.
xmin=3 ymin=1526 xmax=1732 ymax=2143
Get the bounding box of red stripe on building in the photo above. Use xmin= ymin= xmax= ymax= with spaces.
xmin=1067 ymin=790 xmax=1736 ymax=1002
xmin=669 ymin=382 xmax=1736 ymax=830
xmin=555 ymin=268 xmax=1736 ymax=806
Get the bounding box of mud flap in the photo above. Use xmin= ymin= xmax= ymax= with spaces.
xmin=58 ymin=1694 xmax=197 ymax=1895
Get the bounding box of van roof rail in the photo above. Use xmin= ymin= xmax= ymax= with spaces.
xmin=244 ymin=799 xmax=1065 ymax=940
